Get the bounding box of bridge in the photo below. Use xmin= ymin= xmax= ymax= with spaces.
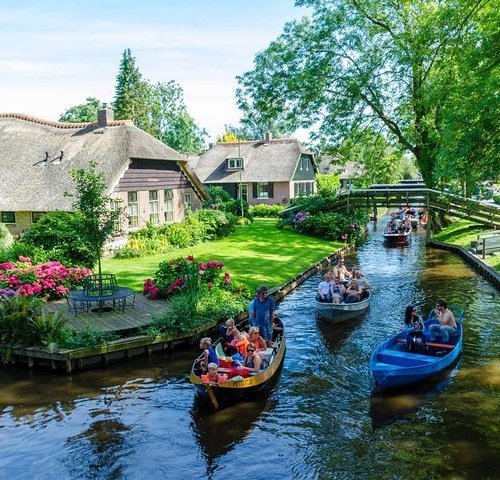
xmin=333 ymin=183 xmax=500 ymax=229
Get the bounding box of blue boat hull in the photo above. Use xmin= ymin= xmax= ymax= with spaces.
xmin=370 ymin=311 xmax=463 ymax=391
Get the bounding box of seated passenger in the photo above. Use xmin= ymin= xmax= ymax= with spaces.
xmin=230 ymin=332 xmax=250 ymax=356
xmin=272 ymin=316 xmax=284 ymax=342
xmin=344 ymin=280 xmax=362 ymax=303
xmin=228 ymin=342 xmax=263 ymax=378
xmin=316 ymin=273 xmax=334 ymax=303
xmin=351 ymin=268 xmax=369 ymax=292
xmin=404 ymin=305 xmax=425 ymax=352
xmin=384 ymin=220 xmax=396 ymax=234
xmin=198 ymin=337 xmax=219 ymax=372
xmin=248 ymin=326 xmax=267 ymax=351
xmin=331 ymin=276 xmax=346 ymax=303
xmin=201 ymin=362 xmax=228 ymax=384
xmin=429 ymin=298 xmax=457 ymax=343
xmin=332 ymin=258 xmax=351 ymax=283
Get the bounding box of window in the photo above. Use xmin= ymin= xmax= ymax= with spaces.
xmin=31 ymin=212 xmax=46 ymax=223
xmin=164 ymin=189 xmax=174 ymax=222
xmin=226 ymin=158 xmax=243 ymax=169
xmin=184 ymin=193 xmax=192 ymax=211
xmin=1 ymin=212 xmax=15 ymax=223
xmin=127 ymin=192 xmax=139 ymax=228
xmin=257 ymin=182 xmax=269 ymax=198
xmin=110 ymin=199 xmax=121 ymax=234
xmin=294 ymin=181 xmax=314 ymax=197
xmin=149 ymin=190 xmax=159 ymax=224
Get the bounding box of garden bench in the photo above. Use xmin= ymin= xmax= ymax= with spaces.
xmin=473 ymin=234 xmax=500 ymax=258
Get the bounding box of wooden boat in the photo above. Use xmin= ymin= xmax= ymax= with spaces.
xmin=383 ymin=230 xmax=410 ymax=246
xmin=316 ymin=290 xmax=371 ymax=323
xmin=190 ymin=323 xmax=286 ymax=410
xmin=370 ymin=307 xmax=464 ymax=391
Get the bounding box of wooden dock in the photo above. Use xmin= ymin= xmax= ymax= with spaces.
xmin=44 ymin=294 xmax=168 ymax=333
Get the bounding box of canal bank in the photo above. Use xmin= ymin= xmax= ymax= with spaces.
xmin=6 ymin=245 xmax=353 ymax=373
xmin=0 ymin=218 xmax=498 ymax=480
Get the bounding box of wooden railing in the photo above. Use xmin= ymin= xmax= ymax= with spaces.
xmin=331 ymin=188 xmax=500 ymax=228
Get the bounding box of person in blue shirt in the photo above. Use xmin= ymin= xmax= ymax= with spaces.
xmin=252 ymin=285 xmax=276 ymax=346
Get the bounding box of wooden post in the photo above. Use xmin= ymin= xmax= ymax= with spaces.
xmin=28 ymin=357 xmax=35 ymax=368
xmin=372 ymin=198 xmax=377 ymax=221
xmin=482 ymin=238 xmax=486 ymax=259
xmin=426 ymin=210 xmax=434 ymax=244
xmin=65 ymin=359 xmax=73 ymax=374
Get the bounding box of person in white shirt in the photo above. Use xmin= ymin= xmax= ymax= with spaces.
xmin=316 ymin=273 xmax=334 ymax=303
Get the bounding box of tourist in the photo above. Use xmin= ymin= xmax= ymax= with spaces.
xmin=228 ymin=342 xmax=263 ymax=378
xmin=201 ymin=362 xmax=228 ymax=384
xmin=351 ymin=268 xmax=369 ymax=292
xmin=316 ymin=273 xmax=334 ymax=303
xmin=252 ymin=285 xmax=276 ymax=346
xmin=248 ymin=287 xmax=260 ymax=325
xmin=404 ymin=305 xmax=425 ymax=352
xmin=332 ymin=258 xmax=351 ymax=283
xmin=331 ymin=276 xmax=346 ymax=303
xmin=344 ymin=279 xmax=362 ymax=303
xmin=248 ymin=326 xmax=267 ymax=351
xmin=430 ymin=298 xmax=457 ymax=343
xmin=198 ymin=337 xmax=219 ymax=371
xmin=272 ymin=316 xmax=284 ymax=342
xmin=384 ymin=219 xmax=397 ymax=234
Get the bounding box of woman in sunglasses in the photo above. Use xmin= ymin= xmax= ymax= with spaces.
xmin=228 ymin=342 xmax=263 ymax=378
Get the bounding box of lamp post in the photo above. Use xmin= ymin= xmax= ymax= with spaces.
xmin=238 ymin=140 xmax=244 ymax=219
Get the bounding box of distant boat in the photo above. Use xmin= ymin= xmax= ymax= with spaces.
xmin=370 ymin=307 xmax=464 ymax=391
xmin=190 ymin=321 xmax=286 ymax=410
xmin=316 ymin=291 xmax=371 ymax=323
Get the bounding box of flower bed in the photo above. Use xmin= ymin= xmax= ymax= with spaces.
xmin=143 ymin=255 xmax=232 ymax=300
xmin=0 ymin=257 xmax=91 ymax=300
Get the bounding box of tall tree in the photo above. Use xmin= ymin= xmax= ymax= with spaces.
xmin=59 ymin=97 xmax=102 ymax=123
xmin=237 ymin=0 xmax=498 ymax=187
xmin=113 ymin=49 xmax=151 ymax=132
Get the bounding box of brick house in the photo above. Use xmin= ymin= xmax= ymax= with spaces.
xmin=189 ymin=133 xmax=317 ymax=205
xmin=0 ymin=109 xmax=208 ymax=239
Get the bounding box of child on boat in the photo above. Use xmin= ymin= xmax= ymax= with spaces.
xmin=201 ymin=362 xmax=228 ymax=384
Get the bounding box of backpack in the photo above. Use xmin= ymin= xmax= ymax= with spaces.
xmin=405 ymin=330 xmax=426 ymax=353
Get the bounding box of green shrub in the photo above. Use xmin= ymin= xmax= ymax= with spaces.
xmin=190 ymin=209 xmax=236 ymax=239
xmin=249 ymin=204 xmax=285 ymax=217
xmin=28 ymin=310 xmax=69 ymax=351
xmin=0 ymin=295 xmax=44 ymax=361
xmin=59 ymin=326 xmax=117 ymax=349
xmin=113 ymin=246 xmax=144 ymax=259
xmin=0 ymin=224 xmax=13 ymax=250
xmin=145 ymin=287 xmax=247 ymax=337
xmin=0 ymin=242 xmax=52 ymax=264
xmin=493 ymin=194 xmax=500 ymax=205
xmin=203 ymin=186 xmax=253 ymax=220
xmin=20 ymin=211 xmax=97 ymax=267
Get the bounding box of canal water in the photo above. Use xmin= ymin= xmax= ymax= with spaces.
xmin=1 ymin=219 xmax=499 ymax=480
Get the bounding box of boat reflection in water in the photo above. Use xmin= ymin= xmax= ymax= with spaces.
xmin=317 ymin=316 xmax=364 ymax=353
xmin=190 ymin=398 xmax=272 ymax=468
xmin=369 ymin=359 xmax=461 ymax=429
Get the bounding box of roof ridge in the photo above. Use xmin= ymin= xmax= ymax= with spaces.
xmin=0 ymin=113 xmax=133 ymax=129
xmin=216 ymin=137 xmax=299 ymax=146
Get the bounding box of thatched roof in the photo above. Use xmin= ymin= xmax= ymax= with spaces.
xmin=316 ymin=154 xmax=364 ymax=179
xmin=0 ymin=113 xmax=207 ymax=211
xmin=190 ymin=138 xmax=314 ymax=184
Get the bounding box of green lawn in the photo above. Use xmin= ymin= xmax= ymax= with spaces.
xmin=432 ymin=220 xmax=500 ymax=272
xmin=103 ymin=218 xmax=344 ymax=292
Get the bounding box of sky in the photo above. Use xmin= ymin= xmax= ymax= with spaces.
xmin=0 ymin=0 xmax=310 ymax=142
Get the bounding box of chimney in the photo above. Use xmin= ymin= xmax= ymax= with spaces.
xmin=208 ymin=143 xmax=215 ymax=149
xmin=98 ymin=106 xmax=114 ymax=128
xmin=265 ymin=131 xmax=273 ymax=142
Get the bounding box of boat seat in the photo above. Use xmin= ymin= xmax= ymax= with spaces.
xmin=372 ymin=362 xmax=402 ymax=370
xmin=380 ymin=349 xmax=436 ymax=362
xmin=396 ymin=338 xmax=454 ymax=349
xmin=259 ymin=347 xmax=275 ymax=361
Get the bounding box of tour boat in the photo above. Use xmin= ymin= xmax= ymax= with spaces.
xmin=190 ymin=322 xmax=286 ymax=410
xmin=383 ymin=230 xmax=411 ymax=246
xmin=315 ymin=290 xmax=371 ymax=323
xmin=370 ymin=307 xmax=464 ymax=391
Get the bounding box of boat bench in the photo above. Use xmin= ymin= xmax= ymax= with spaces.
xmin=380 ymin=349 xmax=436 ymax=363
xmin=396 ymin=338 xmax=454 ymax=349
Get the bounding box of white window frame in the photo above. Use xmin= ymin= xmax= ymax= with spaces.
xmin=164 ymin=189 xmax=174 ymax=223
xmin=149 ymin=190 xmax=159 ymax=224
xmin=110 ymin=199 xmax=121 ymax=234
xmin=127 ymin=192 xmax=139 ymax=228
xmin=184 ymin=193 xmax=192 ymax=211
xmin=227 ymin=158 xmax=243 ymax=169
xmin=257 ymin=182 xmax=269 ymax=199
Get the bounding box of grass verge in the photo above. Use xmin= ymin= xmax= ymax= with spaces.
xmin=432 ymin=220 xmax=499 ymax=272
xmin=103 ymin=218 xmax=344 ymax=292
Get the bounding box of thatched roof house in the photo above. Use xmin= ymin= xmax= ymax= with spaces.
xmin=0 ymin=109 xmax=208 ymax=236
xmin=189 ymin=133 xmax=317 ymax=205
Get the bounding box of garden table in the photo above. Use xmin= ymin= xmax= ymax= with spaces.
xmin=67 ymin=286 xmax=135 ymax=316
